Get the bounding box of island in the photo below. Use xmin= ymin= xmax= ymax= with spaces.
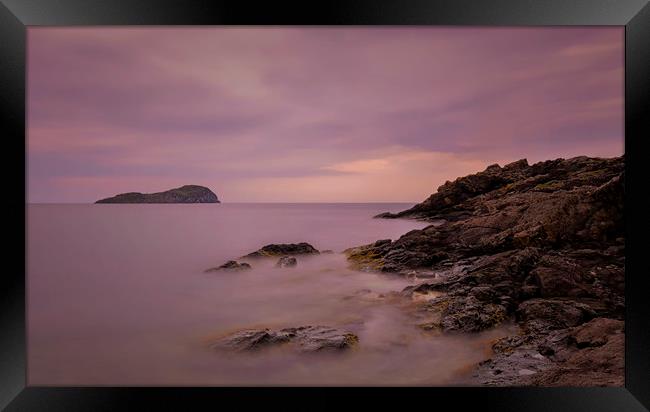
xmin=95 ymin=185 xmax=220 ymax=204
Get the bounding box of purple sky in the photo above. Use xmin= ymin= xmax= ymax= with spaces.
xmin=27 ymin=27 xmax=624 ymax=203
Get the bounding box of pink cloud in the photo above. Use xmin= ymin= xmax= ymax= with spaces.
xmin=27 ymin=27 xmax=623 ymax=203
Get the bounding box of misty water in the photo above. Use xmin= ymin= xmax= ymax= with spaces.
xmin=27 ymin=203 xmax=512 ymax=385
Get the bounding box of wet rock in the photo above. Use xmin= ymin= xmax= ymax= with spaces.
xmin=205 ymin=260 xmax=252 ymax=273
xmin=473 ymin=317 xmax=624 ymax=386
xmin=529 ymin=318 xmax=624 ymax=386
xmin=473 ymin=347 xmax=553 ymax=386
xmin=528 ymin=255 xmax=589 ymax=298
xmin=243 ymin=242 xmax=320 ymax=258
xmin=275 ymin=256 xmax=297 ymax=268
xmin=343 ymin=239 xmax=393 ymax=271
xmin=439 ymin=296 xmax=508 ymax=332
xmin=516 ymin=298 xmax=596 ymax=331
xmin=209 ymin=328 xmax=292 ymax=351
xmin=491 ymin=335 xmax=527 ymax=354
xmin=292 ymin=326 xmax=359 ymax=351
xmin=349 ymin=156 xmax=624 ymax=386
xmin=568 ymin=317 xmax=624 ymax=349
xmin=210 ymin=326 xmax=358 ymax=353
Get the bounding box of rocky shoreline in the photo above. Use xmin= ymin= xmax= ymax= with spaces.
xmin=346 ymin=155 xmax=624 ymax=386
xmin=200 ymin=156 xmax=624 ymax=385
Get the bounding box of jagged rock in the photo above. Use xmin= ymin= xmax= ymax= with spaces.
xmin=275 ymin=256 xmax=297 ymax=268
xmin=205 ymin=260 xmax=252 ymax=273
xmin=516 ymin=298 xmax=596 ymax=331
xmin=439 ymin=295 xmax=508 ymax=332
xmin=475 ymin=318 xmax=624 ymax=386
xmin=210 ymin=328 xmax=292 ymax=351
xmin=534 ymin=318 xmax=624 ymax=386
xmin=242 ymin=243 xmax=319 ymax=258
xmin=376 ymin=155 xmax=622 ymax=221
xmin=210 ymin=326 xmax=359 ymax=353
xmin=96 ymin=185 xmax=220 ymax=203
xmin=343 ymin=239 xmax=393 ymax=271
xmin=569 ymin=317 xmax=624 ymax=348
xmin=348 ymin=155 xmax=624 ymax=386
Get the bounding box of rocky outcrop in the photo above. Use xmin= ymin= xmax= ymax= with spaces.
xmin=474 ymin=318 xmax=624 ymax=386
xmin=348 ymin=155 xmax=624 ymax=386
xmin=349 ymin=156 xmax=623 ymax=279
xmin=96 ymin=185 xmax=220 ymax=203
xmin=242 ymin=243 xmax=320 ymax=258
xmin=275 ymin=256 xmax=298 ymax=268
xmin=376 ymin=156 xmax=622 ymax=221
xmin=205 ymin=260 xmax=252 ymax=273
xmin=344 ymin=239 xmax=393 ymax=271
xmin=209 ymin=326 xmax=358 ymax=353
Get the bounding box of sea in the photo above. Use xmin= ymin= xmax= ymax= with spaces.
xmin=27 ymin=203 xmax=511 ymax=385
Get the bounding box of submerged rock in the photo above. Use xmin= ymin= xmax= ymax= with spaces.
xmin=96 ymin=185 xmax=220 ymax=204
xmin=341 ymin=289 xmax=386 ymax=303
xmin=210 ymin=328 xmax=293 ymax=351
xmin=243 ymin=243 xmax=320 ymax=258
xmin=275 ymin=256 xmax=297 ymax=268
xmin=210 ymin=326 xmax=358 ymax=353
xmin=205 ymin=260 xmax=252 ymax=273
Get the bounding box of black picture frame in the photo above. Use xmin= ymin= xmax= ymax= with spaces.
xmin=2 ymin=0 xmax=649 ymax=410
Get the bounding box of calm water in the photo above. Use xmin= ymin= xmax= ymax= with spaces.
xmin=27 ymin=203 xmax=509 ymax=385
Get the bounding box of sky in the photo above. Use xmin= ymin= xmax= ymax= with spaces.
xmin=27 ymin=27 xmax=624 ymax=203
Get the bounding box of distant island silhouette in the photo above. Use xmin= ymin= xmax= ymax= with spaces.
xmin=95 ymin=185 xmax=220 ymax=204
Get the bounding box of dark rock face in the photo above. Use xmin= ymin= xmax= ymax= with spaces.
xmin=376 ymin=156 xmax=622 ymax=222
xmin=349 ymin=156 xmax=623 ymax=282
xmin=275 ymin=256 xmax=298 ymax=268
xmin=348 ymin=155 xmax=624 ymax=386
xmin=516 ymin=298 xmax=596 ymax=331
xmin=242 ymin=243 xmax=320 ymax=258
xmin=96 ymin=185 xmax=220 ymax=204
xmin=210 ymin=326 xmax=359 ymax=353
xmin=205 ymin=260 xmax=252 ymax=273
